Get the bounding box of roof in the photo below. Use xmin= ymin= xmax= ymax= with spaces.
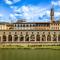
xmin=0 ymin=22 xmax=10 ymax=25
xmin=13 ymin=22 xmax=50 ymax=24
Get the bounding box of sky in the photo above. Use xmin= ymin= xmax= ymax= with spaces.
xmin=0 ymin=0 xmax=60 ymax=22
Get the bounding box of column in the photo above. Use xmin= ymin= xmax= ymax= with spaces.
xmin=46 ymin=35 xmax=47 ymax=42
xmin=51 ymin=35 xmax=53 ymax=42
xmin=0 ymin=35 xmax=2 ymax=42
xmin=18 ymin=35 xmax=20 ymax=42
xmin=0 ymin=35 xmax=1 ymax=42
xmin=6 ymin=35 xmax=8 ymax=42
xmin=12 ymin=35 xmax=14 ymax=42
xmin=35 ymin=35 xmax=36 ymax=42
xmin=57 ymin=34 xmax=58 ymax=42
xmin=24 ymin=35 xmax=25 ymax=42
xmin=40 ymin=35 xmax=42 ymax=42
xmin=29 ymin=34 xmax=30 ymax=42
xmin=39 ymin=36 xmax=41 ymax=42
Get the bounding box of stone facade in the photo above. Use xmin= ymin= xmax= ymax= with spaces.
xmin=0 ymin=30 xmax=60 ymax=45
xmin=0 ymin=7 xmax=60 ymax=45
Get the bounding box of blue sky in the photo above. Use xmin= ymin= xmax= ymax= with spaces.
xmin=0 ymin=0 xmax=60 ymax=22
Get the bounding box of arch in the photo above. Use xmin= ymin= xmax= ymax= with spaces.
xmin=25 ymin=32 xmax=29 ymax=41
xmin=3 ymin=32 xmax=6 ymax=42
xmin=8 ymin=32 xmax=12 ymax=41
xmin=14 ymin=32 xmax=18 ymax=41
xmin=42 ymin=32 xmax=46 ymax=41
xmin=30 ymin=32 xmax=35 ymax=41
xmin=36 ymin=32 xmax=40 ymax=41
xmin=20 ymin=32 xmax=24 ymax=41
xmin=47 ymin=32 xmax=51 ymax=41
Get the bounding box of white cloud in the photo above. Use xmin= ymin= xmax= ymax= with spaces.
xmin=10 ymin=5 xmax=60 ymax=22
xmin=13 ymin=0 xmax=20 ymax=3
xmin=51 ymin=1 xmax=60 ymax=6
xmin=0 ymin=14 xmax=6 ymax=22
xmin=13 ymin=5 xmax=50 ymax=22
xmin=4 ymin=0 xmax=21 ymax=5
xmin=4 ymin=0 xmax=13 ymax=5
xmin=0 ymin=14 xmax=3 ymax=17
xmin=9 ymin=14 xmax=17 ymax=22
xmin=54 ymin=11 xmax=60 ymax=18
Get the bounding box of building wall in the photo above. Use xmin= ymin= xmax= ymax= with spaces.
xmin=35 ymin=26 xmax=50 ymax=30
xmin=50 ymin=23 xmax=60 ymax=30
xmin=0 ymin=22 xmax=60 ymax=30
xmin=0 ymin=30 xmax=60 ymax=43
xmin=13 ymin=23 xmax=50 ymax=30
xmin=0 ymin=25 xmax=7 ymax=30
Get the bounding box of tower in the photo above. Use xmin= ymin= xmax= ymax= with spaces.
xmin=50 ymin=6 xmax=54 ymax=23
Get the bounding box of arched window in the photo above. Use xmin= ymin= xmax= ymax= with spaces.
xmin=8 ymin=32 xmax=12 ymax=41
xmin=20 ymin=32 xmax=24 ymax=41
xmin=14 ymin=32 xmax=18 ymax=41
xmin=42 ymin=32 xmax=46 ymax=41
xmin=58 ymin=34 xmax=60 ymax=41
xmin=25 ymin=32 xmax=29 ymax=41
xmin=3 ymin=32 xmax=6 ymax=42
xmin=53 ymin=32 xmax=57 ymax=41
xmin=47 ymin=32 xmax=51 ymax=41
xmin=36 ymin=32 xmax=40 ymax=41
xmin=30 ymin=32 xmax=35 ymax=41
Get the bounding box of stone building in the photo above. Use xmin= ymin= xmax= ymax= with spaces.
xmin=0 ymin=7 xmax=60 ymax=45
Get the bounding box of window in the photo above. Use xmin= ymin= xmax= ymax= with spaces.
xmin=16 ymin=24 xmax=18 ymax=27
xmin=26 ymin=24 xmax=29 ymax=27
xmin=18 ymin=24 xmax=19 ymax=27
xmin=30 ymin=24 xmax=31 ymax=27
xmin=23 ymin=24 xmax=25 ymax=27
xmin=33 ymin=24 xmax=35 ymax=27
xmin=14 ymin=24 xmax=16 ymax=27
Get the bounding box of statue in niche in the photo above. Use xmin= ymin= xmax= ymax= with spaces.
xmin=8 ymin=32 xmax=12 ymax=41
xmin=14 ymin=32 xmax=18 ymax=41
xmin=3 ymin=32 xmax=6 ymax=42
xmin=20 ymin=32 xmax=24 ymax=41
xmin=42 ymin=32 xmax=46 ymax=41
xmin=36 ymin=32 xmax=40 ymax=41
xmin=25 ymin=32 xmax=29 ymax=41
xmin=53 ymin=32 xmax=57 ymax=41
xmin=30 ymin=32 xmax=35 ymax=41
xmin=47 ymin=32 xmax=51 ymax=41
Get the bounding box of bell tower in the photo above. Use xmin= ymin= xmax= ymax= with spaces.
xmin=50 ymin=6 xmax=54 ymax=23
